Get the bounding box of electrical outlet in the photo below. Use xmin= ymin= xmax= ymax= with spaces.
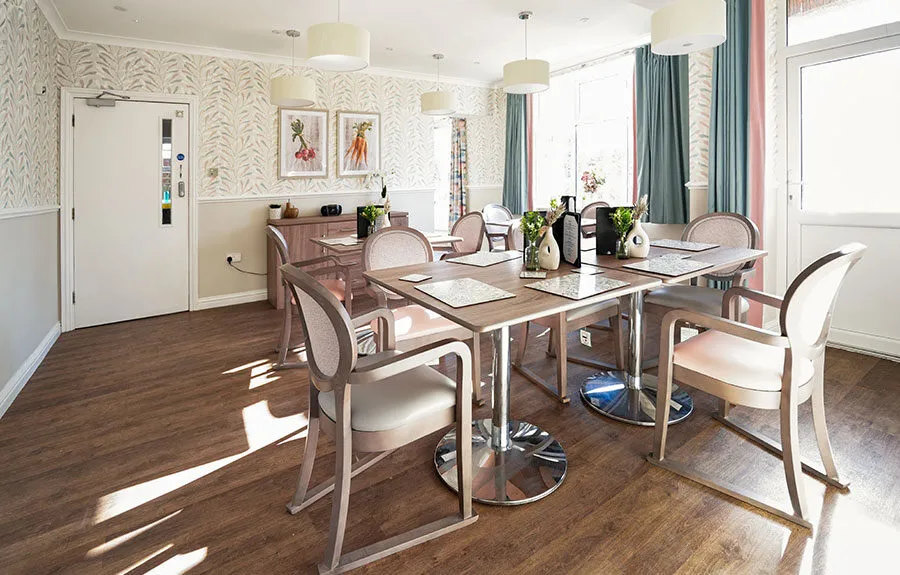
xmin=579 ymin=329 xmax=592 ymax=347
xmin=226 ymin=252 xmax=242 ymax=263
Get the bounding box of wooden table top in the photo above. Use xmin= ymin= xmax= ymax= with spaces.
xmin=363 ymin=258 xmax=661 ymax=333
xmin=581 ymin=245 xmax=767 ymax=285
xmin=312 ymin=234 xmax=463 ymax=254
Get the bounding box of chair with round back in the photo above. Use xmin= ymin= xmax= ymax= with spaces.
xmin=644 ymin=212 xmax=760 ymax=335
xmin=649 ymin=243 xmax=865 ymax=529
xmin=280 ymin=263 xmax=477 ymax=573
xmin=363 ymin=227 xmax=485 ymax=404
xmin=442 ymin=212 xmax=487 ymax=259
xmin=580 ymin=201 xmax=609 ymax=238
xmin=483 ymin=204 xmax=514 ymax=250
xmin=265 ymin=225 xmax=352 ymax=369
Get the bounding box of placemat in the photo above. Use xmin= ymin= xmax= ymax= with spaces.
xmin=623 ymin=258 xmax=714 ymax=277
xmin=415 ymin=278 xmax=516 ymax=308
xmin=445 ymin=250 xmax=521 ymax=267
xmin=525 ymin=274 xmax=629 ymax=301
xmin=650 ymin=238 xmax=719 ymax=252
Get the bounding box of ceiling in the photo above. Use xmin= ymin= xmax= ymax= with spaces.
xmin=43 ymin=0 xmax=655 ymax=83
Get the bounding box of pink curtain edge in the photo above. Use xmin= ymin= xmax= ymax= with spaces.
xmin=748 ymin=0 xmax=766 ymax=326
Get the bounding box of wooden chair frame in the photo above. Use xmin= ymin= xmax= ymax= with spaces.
xmin=266 ymin=225 xmax=353 ymax=370
xmin=280 ymin=263 xmax=477 ymax=574
xmin=580 ymin=201 xmax=609 ymax=239
xmin=648 ymin=244 xmax=865 ymax=530
xmin=437 ymin=212 xmax=487 ymax=260
xmin=482 ymin=203 xmax=514 ymax=251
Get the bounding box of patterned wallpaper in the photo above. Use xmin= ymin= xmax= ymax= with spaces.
xmin=688 ymin=50 xmax=713 ymax=185
xmin=0 ymin=0 xmax=58 ymax=210
xmin=56 ymin=40 xmax=506 ymax=199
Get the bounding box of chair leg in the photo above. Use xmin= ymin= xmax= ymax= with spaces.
xmin=810 ymin=362 xmax=843 ymax=485
xmin=456 ymin=354 xmax=474 ymax=520
xmin=552 ymin=312 xmax=567 ymax=401
xmin=288 ymin=412 xmax=320 ymax=512
xmin=278 ymin=286 xmax=292 ymax=364
xmin=780 ymin=392 xmax=810 ymax=522
xmin=611 ymin=314 xmax=624 ymax=370
xmin=322 ymin=393 xmax=352 ymax=572
xmin=469 ymin=333 xmax=484 ymax=406
xmin=515 ymin=322 xmax=530 ymax=366
xmin=651 ymin=324 xmax=675 ymax=462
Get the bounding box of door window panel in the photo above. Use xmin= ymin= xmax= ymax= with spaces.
xmin=788 ymin=0 xmax=900 ymax=45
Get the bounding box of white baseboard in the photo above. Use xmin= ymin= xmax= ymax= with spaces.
xmin=196 ymin=289 xmax=268 ymax=310
xmin=1 ymin=322 xmax=61 ymax=419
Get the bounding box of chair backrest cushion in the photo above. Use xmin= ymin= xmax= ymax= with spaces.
xmin=483 ymin=203 xmax=513 ymax=223
xmin=450 ymin=212 xmax=486 ymax=253
xmin=363 ymin=227 xmax=434 ymax=271
xmin=683 ymin=212 xmax=760 ymax=279
xmin=581 ymin=201 xmax=609 ymax=222
xmin=781 ymin=243 xmax=865 ymax=358
xmin=280 ymin=263 xmax=356 ymax=391
xmin=265 ymin=225 xmax=290 ymax=265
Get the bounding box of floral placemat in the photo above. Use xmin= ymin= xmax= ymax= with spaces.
xmin=415 ymin=278 xmax=516 ymax=308
xmin=525 ymin=274 xmax=629 ymax=301
xmin=623 ymin=258 xmax=714 ymax=277
xmin=445 ymin=250 xmax=521 ymax=267
xmin=650 ymin=239 xmax=719 ymax=252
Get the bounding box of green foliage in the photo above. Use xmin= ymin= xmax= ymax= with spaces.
xmin=609 ymin=206 xmax=634 ymax=238
xmin=520 ymin=211 xmax=545 ymax=243
xmin=361 ymin=204 xmax=385 ymax=223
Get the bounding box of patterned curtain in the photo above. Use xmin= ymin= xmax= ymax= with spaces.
xmin=449 ymin=118 xmax=468 ymax=228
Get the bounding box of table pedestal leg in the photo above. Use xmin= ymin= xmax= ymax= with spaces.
xmin=580 ymin=291 xmax=693 ymax=426
xmin=434 ymin=325 xmax=567 ymax=505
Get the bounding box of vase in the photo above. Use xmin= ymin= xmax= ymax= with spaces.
xmin=616 ymin=237 xmax=629 ymax=260
xmin=524 ymin=238 xmax=541 ymax=271
xmin=376 ymin=213 xmax=391 ymax=230
xmin=367 ymin=223 xmax=375 ymax=237
xmin=626 ymin=219 xmax=650 ymax=258
xmin=538 ymin=230 xmax=560 ymax=270
xmin=268 ymin=206 xmax=282 ymax=220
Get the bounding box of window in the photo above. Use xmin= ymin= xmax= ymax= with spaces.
xmin=534 ymin=52 xmax=634 ymax=210
xmin=432 ymin=118 xmax=452 ymax=232
xmin=788 ymin=0 xmax=900 ymax=45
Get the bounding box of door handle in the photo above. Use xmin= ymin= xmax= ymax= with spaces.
xmin=178 ymin=181 xmax=185 ymax=198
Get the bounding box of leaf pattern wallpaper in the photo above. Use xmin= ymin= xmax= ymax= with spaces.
xmin=688 ymin=50 xmax=713 ymax=185
xmin=0 ymin=0 xmax=58 ymax=210
xmin=55 ymin=40 xmax=506 ymax=200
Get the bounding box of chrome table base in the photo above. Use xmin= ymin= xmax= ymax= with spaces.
xmin=581 ymin=371 xmax=693 ymax=426
xmin=434 ymin=419 xmax=567 ymax=505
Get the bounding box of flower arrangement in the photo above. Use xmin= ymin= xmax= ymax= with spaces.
xmin=365 ymin=169 xmax=396 ymax=198
xmin=581 ymin=168 xmax=606 ymax=195
xmin=520 ymin=211 xmax=545 ymax=244
xmin=290 ymin=119 xmax=317 ymax=162
xmin=360 ymin=204 xmax=385 ymax=223
xmin=540 ymin=198 xmax=566 ymax=237
xmin=610 ymin=206 xmax=634 ymax=260
xmin=632 ymin=195 xmax=649 ymax=221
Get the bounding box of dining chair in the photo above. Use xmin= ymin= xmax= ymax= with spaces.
xmin=503 ymin=218 xmax=525 ymax=251
xmin=644 ymin=212 xmax=760 ymax=339
xmin=580 ymin=201 xmax=609 ymax=238
xmin=438 ymin=212 xmax=487 ymax=259
xmin=363 ymin=227 xmax=485 ymax=404
xmin=266 ymin=225 xmax=353 ymax=369
xmin=280 ymin=263 xmax=476 ymax=574
xmin=514 ymin=300 xmax=624 ymax=404
xmin=648 ymin=243 xmax=865 ymax=529
xmin=483 ymin=203 xmax=514 ymax=251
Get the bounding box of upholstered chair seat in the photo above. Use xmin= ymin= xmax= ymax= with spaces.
xmin=317 ymin=279 xmax=348 ymax=302
xmin=646 ymin=285 xmax=750 ymax=318
xmin=318 ymin=350 xmax=458 ymax=432
xmin=371 ymin=304 xmax=466 ymax=342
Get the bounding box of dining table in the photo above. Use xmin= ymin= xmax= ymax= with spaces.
xmin=364 ymin=255 xmax=661 ymax=506
xmin=578 ymin=243 xmax=768 ymax=426
xmin=311 ymin=232 xmax=464 ymax=255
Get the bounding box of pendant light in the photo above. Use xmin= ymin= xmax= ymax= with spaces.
xmin=270 ymin=30 xmax=316 ymax=107
xmin=503 ymin=11 xmax=550 ymax=94
xmin=651 ymin=0 xmax=726 ymax=56
xmin=421 ymin=54 xmax=456 ymax=116
xmin=307 ymin=0 xmax=370 ymax=72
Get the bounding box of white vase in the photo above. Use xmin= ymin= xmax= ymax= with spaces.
xmin=374 ymin=213 xmax=390 ymax=232
xmin=626 ymin=219 xmax=650 ymax=258
xmin=538 ymin=231 xmax=560 ymax=270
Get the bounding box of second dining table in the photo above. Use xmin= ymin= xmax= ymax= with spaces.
xmin=364 ymin=254 xmax=661 ymax=506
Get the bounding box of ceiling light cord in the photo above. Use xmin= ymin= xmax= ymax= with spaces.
xmin=524 ymin=17 xmax=529 ymax=60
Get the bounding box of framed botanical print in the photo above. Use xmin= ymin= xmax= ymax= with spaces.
xmin=337 ymin=111 xmax=381 ymax=177
xmin=278 ymin=108 xmax=328 ymax=178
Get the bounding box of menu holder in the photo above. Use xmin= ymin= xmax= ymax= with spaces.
xmin=415 ymin=278 xmax=516 ymax=308
xmin=650 ymin=238 xmax=719 ymax=252
xmin=525 ymin=274 xmax=629 ymax=301
xmin=623 ymin=258 xmax=714 ymax=277
xmin=446 ymin=250 xmax=521 ymax=267
xmin=554 ymin=212 xmax=582 ymax=267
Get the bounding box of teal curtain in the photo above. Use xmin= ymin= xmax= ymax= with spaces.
xmin=502 ymin=94 xmax=527 ymax=215
xmin=635 ymin=45 xmax=690 ymax=224
xmin=708 ymin=0 xmax=750 ymax=216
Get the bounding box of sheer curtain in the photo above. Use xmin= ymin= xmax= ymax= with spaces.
xmin=449 ymin=118 xmax=468 ymax=228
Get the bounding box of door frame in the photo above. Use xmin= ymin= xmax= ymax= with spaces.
xmin=60 ymin=87 xmax=201 ymax=332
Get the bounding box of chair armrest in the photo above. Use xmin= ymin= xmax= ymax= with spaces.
xmin=440 ymin=250 xmax=478 ymax=260
xmin=293 ymin=255 xmax=341 ymax=269
xmin=722 ymin=286 xmax=783 ymax=319
xmin=305 ymin=264 xmax=352 ymax=283
xmin=731 ymin=267 xmax=756 ymax=286
xmin=350 ymin=308 xmax=395 ymax=349
xmin=364 ymin=283 xmax=389 ymax=307
xmin=349 ymin=338 xmax=472 ymax=387
xmin=661 ymin=308 xmax=788 ymax=348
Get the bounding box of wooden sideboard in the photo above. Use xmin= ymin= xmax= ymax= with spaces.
xmin=266 ymin=212 xmax=409 ymax=309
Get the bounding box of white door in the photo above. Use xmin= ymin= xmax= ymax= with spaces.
xmin=74 ymin=99 xmax=190 ymax=328
xmin=787 ymin=35 xmax=900 ymax=358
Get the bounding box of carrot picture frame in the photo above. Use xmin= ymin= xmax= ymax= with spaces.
xmin=337 ymin=111 xmax=381 ymax=178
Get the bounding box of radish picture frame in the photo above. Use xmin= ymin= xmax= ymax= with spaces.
xmin=337 ymin=111 xmax=381 ymax=178
xmin=278 ymin=108 xmax=328 ymax=179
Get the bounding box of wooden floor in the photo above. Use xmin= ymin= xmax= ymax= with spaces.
xmin=1 ymin=299 xmax=898 ymax=575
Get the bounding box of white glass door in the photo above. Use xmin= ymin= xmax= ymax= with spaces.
xmin=787 ymin=35 xmax=900 ymax=357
